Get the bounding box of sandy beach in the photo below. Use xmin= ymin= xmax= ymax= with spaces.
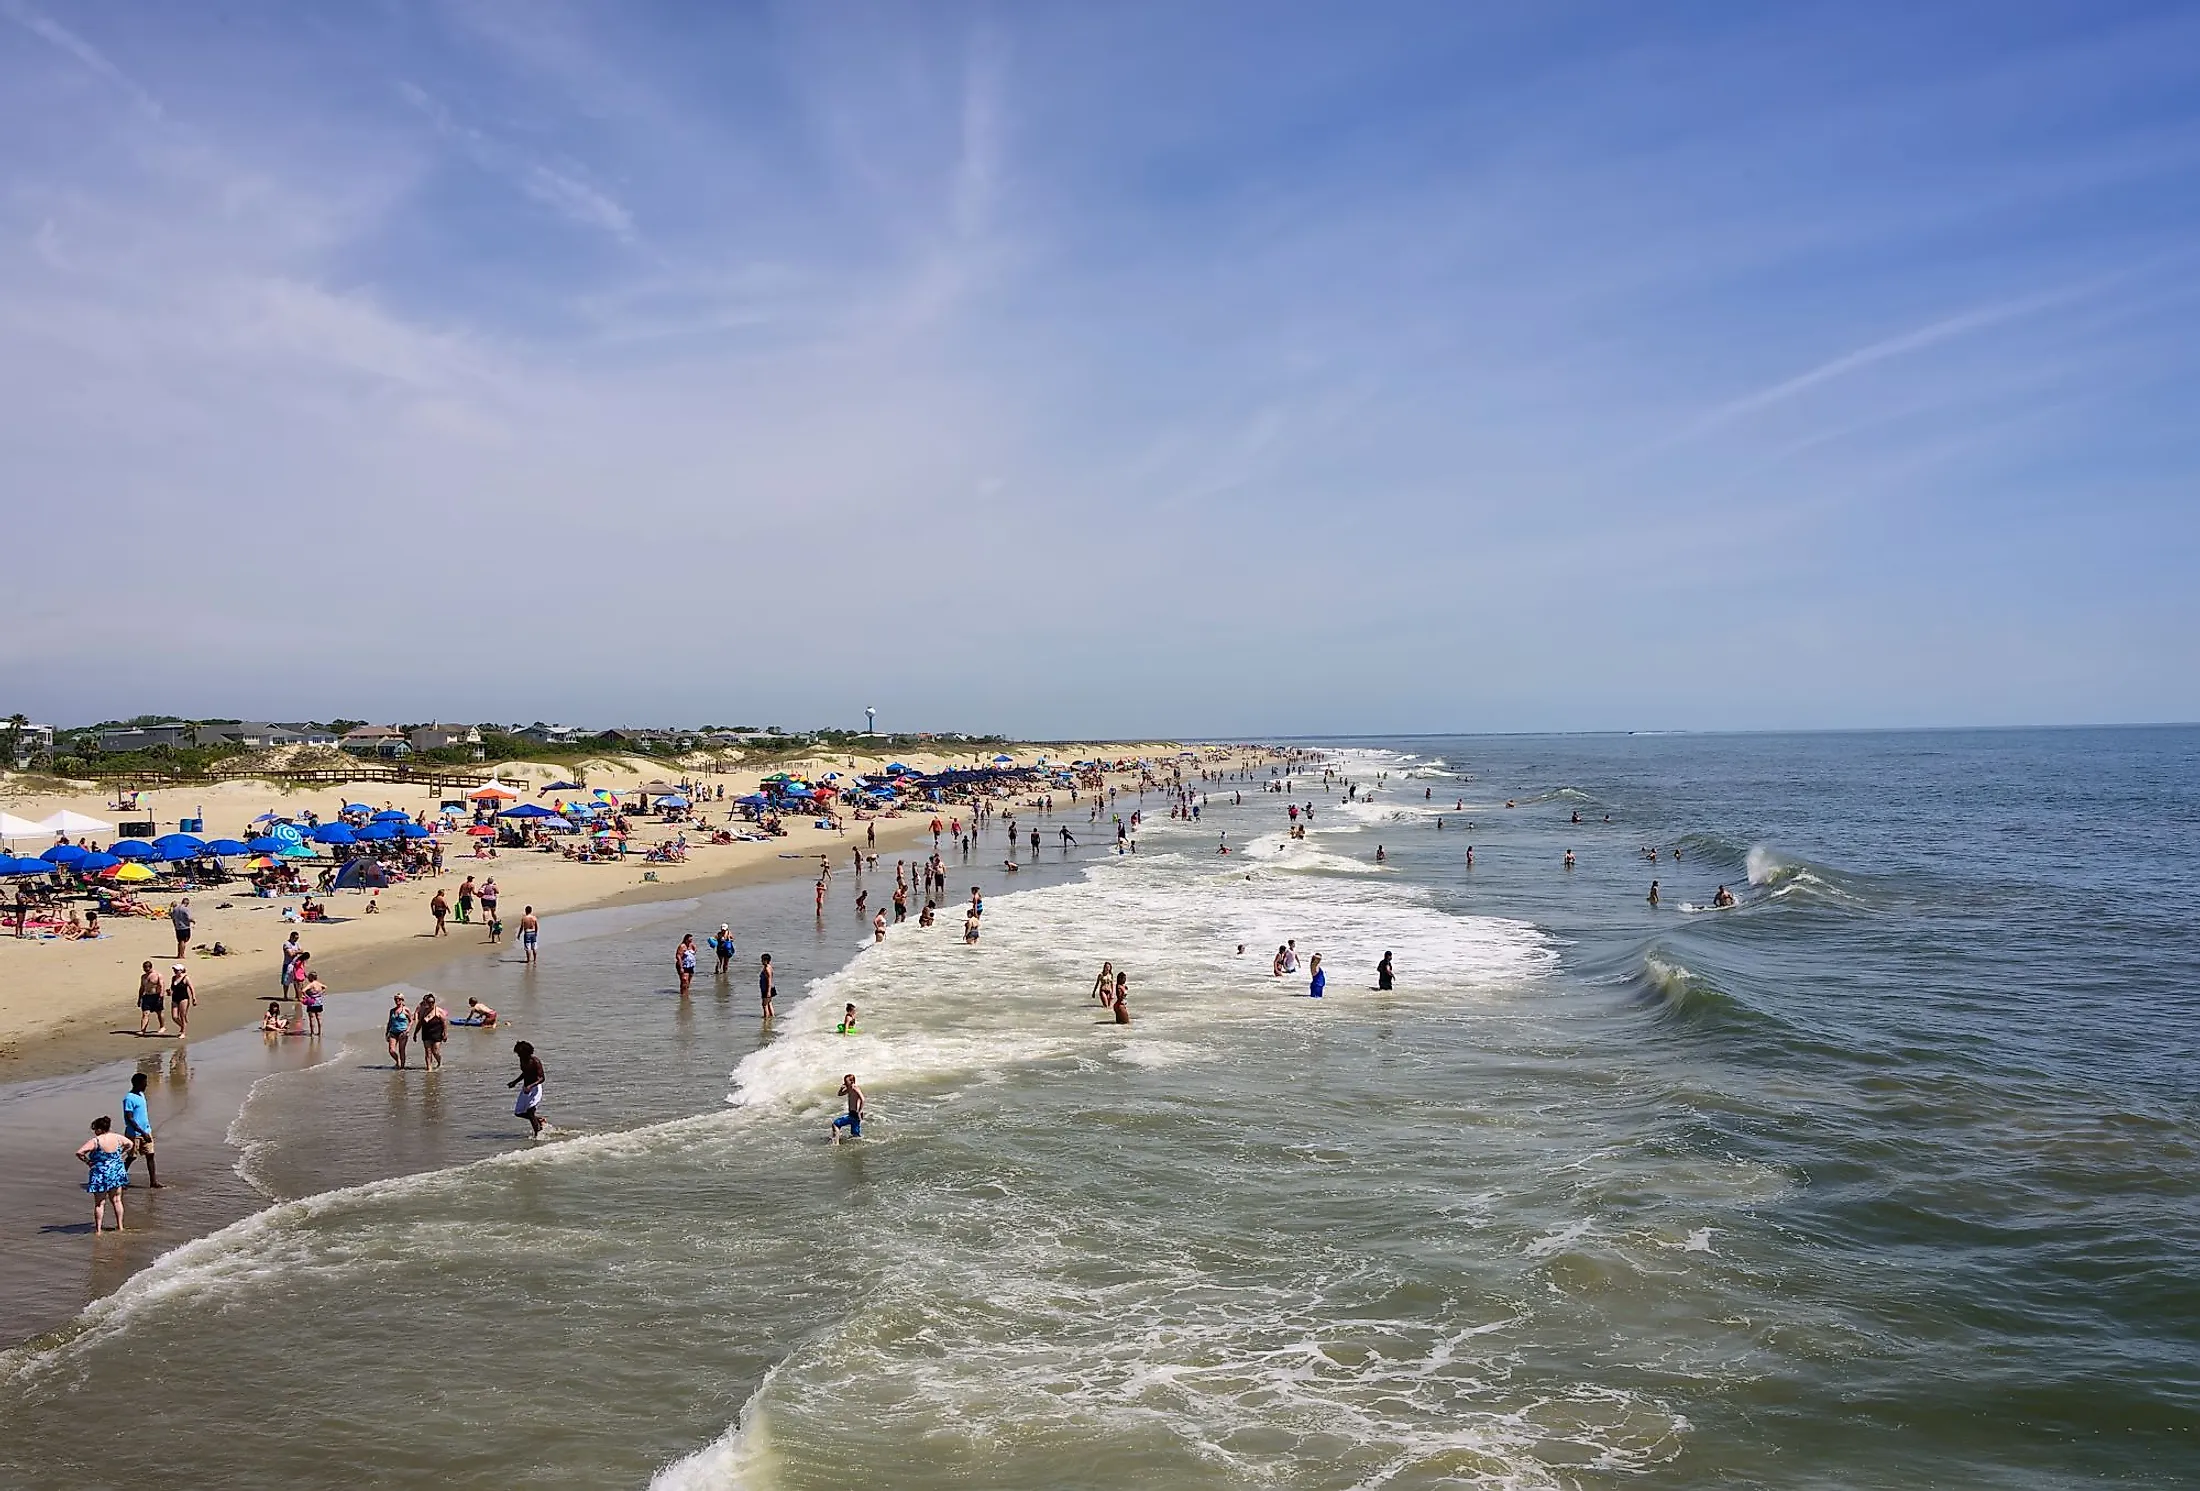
xmin=0 ymin=744 xmax=1182 ymax=1080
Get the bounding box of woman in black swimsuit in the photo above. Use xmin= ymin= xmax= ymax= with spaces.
xmin=417 ymin=994 xmax=449 ymax=1071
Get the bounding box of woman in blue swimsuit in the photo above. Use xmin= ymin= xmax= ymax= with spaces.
xmin=385 ymin=994 xmax=413 ymax=1068
xmin=78 ymin=1116 xmax=134 ymax=1233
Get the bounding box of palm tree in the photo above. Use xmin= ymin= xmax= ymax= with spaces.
xmin=3 ymin=713 xmax=26 ymax=770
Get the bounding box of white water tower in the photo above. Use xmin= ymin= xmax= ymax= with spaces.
xmin=865 ymin=707 xmax=876 ymax=735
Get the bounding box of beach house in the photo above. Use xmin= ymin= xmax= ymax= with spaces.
xmin=340 ymin=725 xmax=414 ymax=759
xmin=408 ymin=724 xmax=486 ymax=759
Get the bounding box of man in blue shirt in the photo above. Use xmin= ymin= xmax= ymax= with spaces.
xmin=122 ymin=1072 xmax=164 ymax=1189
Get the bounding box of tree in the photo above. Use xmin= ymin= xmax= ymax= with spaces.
xmin=3 ymin=713 xmax=25 ymax=769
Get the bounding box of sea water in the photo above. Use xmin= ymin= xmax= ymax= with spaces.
xmin=2 ymin=728 xmax=2196 ymax=1489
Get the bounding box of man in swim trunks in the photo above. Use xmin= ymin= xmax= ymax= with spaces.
xmin=136 ymin=961 xmax=167 ymax=1036
xmin=122 ymin=1072 xmax=163 ymax=1188
xmin=520 ymin=906 xmax=539 ymax=963
xmin=831 ymin=1074 xmax=864 ymax=1141
xmin=758 ymin=953 xmax=776 ymax=1019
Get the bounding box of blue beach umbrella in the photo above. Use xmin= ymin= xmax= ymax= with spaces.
xmin=371 ymin=810 xmax=411 ymax=823
xmin=75 ymin=851 xmax=121 ymax=873
xmin=658 ymin=795 xmax=690 ymax=809
xmin=153 ymin=833 xmax=206 ymax=857
xmin=203 ymin=838 xmax=251 ymax=856
xmin=312 ymin=823 xmax=358 ymax=844
xmin=396 ymin=823 xmax=432 ymax=839
xmin=500 ymin=804 xmax=559 ymax=819
xmin=243 ymin=835 xmax=289 ymax=854
xmin=540 ymin=781 xmax=582 ymax=794
xmin=109 ymin=840 xmax=158 ymax=860
xmin=358 ymin=822 xmax=399 ymax=840
xmin=341 ymin=802 xmax=372 ymax=814
xmin=39 ymin=844 xmax=88 ymax=866
xmin=0 ymin=856 xmax=53 ymax=876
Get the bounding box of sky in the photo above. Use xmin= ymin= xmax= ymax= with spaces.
xmin=3 ymin=0 xmax=2197 ymax=738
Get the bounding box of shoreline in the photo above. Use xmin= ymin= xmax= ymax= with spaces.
xmin=1 ymin=744 xmax=1196 ymax=1083
xmin=0 ymin=811 xmax=945 ymax=1086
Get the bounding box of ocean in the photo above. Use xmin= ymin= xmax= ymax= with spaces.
xmin=2 ymin=728 xmax=2195 ymax=1489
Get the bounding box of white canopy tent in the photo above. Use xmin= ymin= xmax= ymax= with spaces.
xmin=0 ymin=811 xmax=47 ymax=840
xmin=36 ymin=810 xmax=114 ymax=835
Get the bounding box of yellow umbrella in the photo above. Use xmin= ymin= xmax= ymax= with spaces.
xmin=114 ymin=862 xmax=156 ymax=882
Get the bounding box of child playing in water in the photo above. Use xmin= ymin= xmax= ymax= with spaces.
xmin=457 ymin=998 xmax=498 ymax=1027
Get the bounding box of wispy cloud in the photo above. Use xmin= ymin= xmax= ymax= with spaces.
xmin=1 ymin=0 xmax=162 ymax=119
xmin=1675 ymin=286 xmax=2099 ymax=444
xmin=397 ymin=78 xmax=636 ymax=244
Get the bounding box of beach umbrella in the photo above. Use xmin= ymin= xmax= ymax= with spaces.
xmin=76 ymin=851 xmax=120 ymax=873
xmin=114 ymin=862 xmax=156 ymax=882
xmin=500 ymin=803 xmax=559 ymax=819
xmin=992 ymin=754 xmax=1014 ymax=764
xmin=658 ymin=795 xmax=690 ymax=809
xmin=246 ymin=855 xmax=280 ymax=869
xmin=784 ymin=787 xmax=814 ymax=798
xmin=357 ymin=822 xmax=398 ymax=841
xmin=540 ymin=781 xmax=582 ymax=794
xmin=396 ymin=823 xmax=432 ymax=839
xmin=0 ymin=856 xmax=53 ymax=876
xmin=203 ymin=839 xmax=251 ymax=856
xmin=244 ymin=835 xmax=290 ymax=854
xmin=465 ymin=824 xmax=495 ymax=837
xmin=110 ymin=839 xmax=159 ymax=860
xmin=153 ymin=833 xmax=206 ymax=858
xmin=341 ymin=802 xmax=372 ymax=814
xmin=885 ymin=762 xmax=910 ymax=773
xmin=470 ymin=784 xmax=519 ymax=802
xmin=312 ymin=823 xmax=358 ymax=845
xmin=371 ymin=810 xmax=410 ymax=823
xmin=250 ymin=811 xmax=284 ymax=824
xmin=39 ymin=843 xmax=89 ymax=866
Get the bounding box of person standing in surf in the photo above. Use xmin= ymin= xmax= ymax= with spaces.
xmin=675 ymin=933 xmax=698 ymax=996
xmin=121 ymin=1072 xmax=162 ymax=1189
xmin=1112 ymin=972 xmax=1131 ymax=1023
xmin=385 ymin=994 xmax=413 ymax=1068
xmin=714 ymin=924 xmax=736 ymax=975
xmin=520 ymin=906 xmax=540 ymax=964
xmin=1648 ymin=880 xmax=1661 ymax=907
xmin=758 ymin=953 xmax=776 ymax=1020
xmin=831 ymin=1074 xmax=864 ymax=1141
xmin=78 ymin=1116 xmax=134 ymax=1233
xmin=1376 ymin=951 xmax=1393 ymax=991
xmin=417 ymin=994 xmax=448 ymax=1072
xmin=508 ymin=1041 xmax=547 ymax=1138
xmin=1308 ymin=954 xmax=1326 ymax=998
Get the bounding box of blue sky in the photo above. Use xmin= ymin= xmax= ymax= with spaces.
xmin=3 ymin=1 xmax=2196 ymax=737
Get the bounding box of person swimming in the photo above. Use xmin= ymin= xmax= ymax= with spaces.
xmin=1712 ymin=885 xmax=1737 ymax=908
xmin=837 ymin=1003 xmax=859 ymax=1034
